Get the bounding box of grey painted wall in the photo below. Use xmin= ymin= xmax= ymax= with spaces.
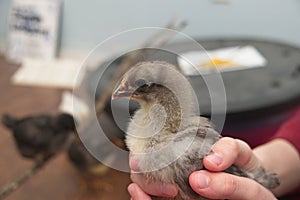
xmin=1 ymin=0 xmax=300 ymax=54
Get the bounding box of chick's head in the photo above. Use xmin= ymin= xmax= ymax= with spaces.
xmin=112 ymin=61 xmax=197 ymax=117
xmin=113 ymin=61 xmax=179 ymax=103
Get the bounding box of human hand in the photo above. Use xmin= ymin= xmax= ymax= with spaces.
xmin=128 ymin=137 xmax=277 ymax=200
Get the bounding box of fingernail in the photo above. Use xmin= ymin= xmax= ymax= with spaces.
xmin=206 ymin=151 xmax=223 ymax=166
xmin=161 ymin=184 xmax=178 ymax=197
xmin=194 ymin=173 xmax=209 ymax=189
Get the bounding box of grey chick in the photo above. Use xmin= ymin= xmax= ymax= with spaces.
xmin=112 ymin=61 xmax=280 ymax=200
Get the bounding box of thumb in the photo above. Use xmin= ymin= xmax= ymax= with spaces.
xmin=203 ymin=137 xmax=262 ymax=172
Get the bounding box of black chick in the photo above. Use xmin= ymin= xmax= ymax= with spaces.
xmin=67 ymin=115 xmax=125 ymax=192
xmin=67 ymin=136 xmax=113 ymax=192
xmin=112 ymin=61 xmax=280 ymax=200
xmin=2 ymin=113 xmax=75 ymax=161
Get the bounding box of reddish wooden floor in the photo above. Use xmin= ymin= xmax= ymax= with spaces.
xmin=0 ymin=56 xmax=131 ymax=200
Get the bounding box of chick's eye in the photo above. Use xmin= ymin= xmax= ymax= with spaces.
xmin=135 ymin=79 xmax=147 ymax=87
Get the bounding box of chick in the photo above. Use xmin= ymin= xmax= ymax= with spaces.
xmin=2 ymin=113 xmax=75 ymax=161
xmin=67 ymin=136 xmax=113 ymax=192
xmin=67 ymin=114 xmax=125 ymax=192
xmin=112 ymin=61 xmax=280 ymax=200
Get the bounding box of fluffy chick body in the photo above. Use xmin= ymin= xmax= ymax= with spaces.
xmin=114 ymin=61 xmax=279 ymax=200
xmin=126 ymin=83 xmax=219 ymax=200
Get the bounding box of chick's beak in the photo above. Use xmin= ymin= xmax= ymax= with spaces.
xmin=112 ymin=88 xmax=131 ymax=100
xmin=112 ymin=80 xmax=133 ymax=100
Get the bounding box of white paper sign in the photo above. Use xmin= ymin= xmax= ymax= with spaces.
xmin=7 ymin=0 xmax=61 ymax=63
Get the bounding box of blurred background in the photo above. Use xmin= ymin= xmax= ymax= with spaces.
xmin=0 ymin=0 xmax=299 ymax=200
xmin=1 ymin=0 xmax=300 ymax=55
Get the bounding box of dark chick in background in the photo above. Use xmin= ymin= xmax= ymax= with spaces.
xmin=112 ymin=61 xmax=280 ymax=200
xmin=67 ymin=115 xmax=125 ymax=192
xmin=67 ymin=136 xmax=112 ymax=192
xmin=2 ymin=113 xmax=75 ymax=161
